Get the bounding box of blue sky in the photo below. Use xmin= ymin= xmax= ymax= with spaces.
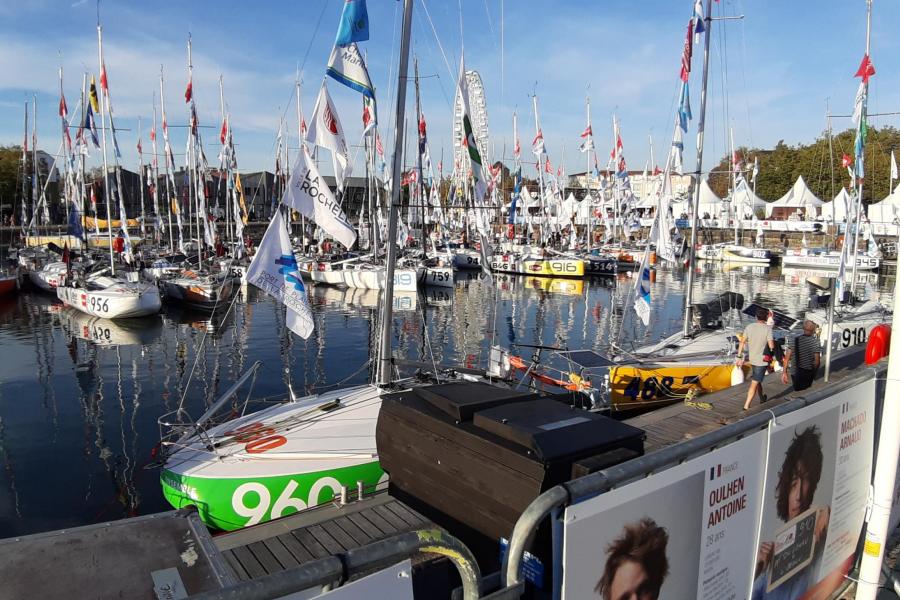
xmin=0 ymin=0 xmax=897 ymax=179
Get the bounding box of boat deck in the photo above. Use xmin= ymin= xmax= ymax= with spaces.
xmin=214 ymin=492 xmax=434 ymax=581
xmin=624 ymin=345 xmax=868 ymax=453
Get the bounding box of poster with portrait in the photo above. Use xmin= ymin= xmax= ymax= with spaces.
xmin=749 ymin=378 xmax=875 ymax=600
xmin=563 ymin=432 xmax=768 ymax=600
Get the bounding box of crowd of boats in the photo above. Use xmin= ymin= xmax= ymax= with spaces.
xmin=0 ymin=0 xmax=894 ymax=541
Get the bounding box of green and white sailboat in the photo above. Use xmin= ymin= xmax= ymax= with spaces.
xmin=157 ymin=0 xmax=427 ymax=531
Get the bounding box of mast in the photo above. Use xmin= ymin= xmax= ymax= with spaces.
xmin=58 ymin=63 xmax=70 ymax=225
xmin=848 ymin=0 xmax=872 ymax=300
xmin=79 ymin=74 xmax=89 ymax=237
xmin=150 ymin=100 xmax=162 ymax=246
xmin=186 ymin=34 xmax=201 ymax=267
xmin=96 ymin=22 xmax=115 ymax=272
xmin=296 ymin=76 xmax=308 ymax=250
xmin=532 ymin=94 xmax=546 ymax=245
xmin=138 ymin=117 xmax=146 ymax=239
xmin=377 ymin=0 xmax=414 ymax=386
xmin=730 ymin=127 xmax=738 ymax=244
xmin=31 ymin=95 xmax=38 ymax=232
xmin=159 ymin=67 xmax=177 ymax=253
xmin=681 ymin=0 xmax=713 ymax=337
xmin=20 ymin=101 xmax=28 ymax=233
xmin=414 ymin=57 xmax=427 ymax=252
xmin=218 ymin=75 xmax=231 ymax=247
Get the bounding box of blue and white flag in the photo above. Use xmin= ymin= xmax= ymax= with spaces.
xmin=335 ymin=0 xmax=369 ymax=46
xmin=693 ymin=0 xmax=705 ymax=41
xmin=633 ymin=245 xmax=652 ymax=326
xmin=246 ymin=209 xmax=314 ymax=339
xmin=327 ymin=43 xmax=374 ymax=99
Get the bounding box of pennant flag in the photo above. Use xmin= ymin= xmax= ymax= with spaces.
xmin=184 ymin=78 xmax=193 ymax=103
xmin=306 ymin=82 xmax=350 ymax=186
xmin=681 ymin=19 xmax=694 ymax=81
xmin=854 ymin=54 xmax=876 ymax=84
xmin=671 ymin=120 xmax=684 ymax=175
xmin=326 ymin=42 xmax=375 ymax=98
xmin=150 ymin=126 xmax=156 ymax=142
xmin=100 ymin=63 xmax=109 ymax=91
xmin=220 ymin=116 xmax=228 ymax=144
xmin=678 ymin=81 xmax=692 ymax=132
xmin=246 ymin=209 xmax=314 ymax=339
xmin=532 ymin=129 xmax=545 ymax=156
xmin=545 ymin=156 xmax=552 ymax=174
xmin=633 ymin=245 xmax=652 ymax=326
xmin=581 ymin=124 xmax=593 ymax=138
xmin=653 ymin=165 xmax=662 ymax=176
xmin=693 ymin=0 xmax=705 ymax=41
xmin=281 ymin=146 xmax=357 ymax=248
xmin=891 ymin=151 xmax=898 ymax=180
xmin=58 ymin=94 xmax=68 ymax=118
xmin=335 ymin=0 xmax=369 ymax=46
xmin=89 ymin=75 xmax=100 ymax=112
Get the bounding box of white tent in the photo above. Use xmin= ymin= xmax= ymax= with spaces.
xmin=820 ymin=187 xmax=853 ymax=223
xmin=867 ymin=186 xmax=900 ymax=224
xmin=669 ymin=179 xmax=723 ymax=218
xmin=560 ymin=192 xmax=579 ymax=222
xmin=730 ymin=179 xmax=768 ymax=218
xmin=765 ymin=175 xmax=824 ymax=218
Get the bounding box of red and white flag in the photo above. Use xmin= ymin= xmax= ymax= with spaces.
xmin=220 ymin=117 xmax=228 ymax=144
xmin=306 ymin=81 xmax=349 ymax=186
xmin=532 ymin=129 xmax=545 ymax=156
xmin=855 ymin=54 xmax=876 ymax=84
xmin=184 ymin=78 xmax=193 ymax=103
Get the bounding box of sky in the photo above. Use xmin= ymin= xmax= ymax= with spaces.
xmin=0 ymin=0 xmax=898 ymax=182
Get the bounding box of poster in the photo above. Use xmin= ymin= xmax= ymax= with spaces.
xmin=562 ymin=432 xmax=768 ymax=600
xmin=749 ymin=379 xmax=875 ymax=600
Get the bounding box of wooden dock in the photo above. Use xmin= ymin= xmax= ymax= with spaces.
xmin=214 ymin=492 xmax=433 ymax=581
xmin=625 ymin=346 xmax=869 ymax=453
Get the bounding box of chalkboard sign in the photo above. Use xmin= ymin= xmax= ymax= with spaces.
xmin=767 ymin=507 xmax=818 ymax=591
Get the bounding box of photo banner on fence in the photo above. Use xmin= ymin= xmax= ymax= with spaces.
xmin=561 ymin=376 xmax=876 ymax=600
xmin=750 ymin=378 xmax=875 ymax=600
xmin=562 ymin=432 xmax=769 ymax=600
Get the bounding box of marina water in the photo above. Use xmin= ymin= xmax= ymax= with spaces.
xmin=0 ymin=263 xmax=893 ymax=537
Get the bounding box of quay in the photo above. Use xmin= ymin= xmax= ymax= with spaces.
xmin=0 ymin=344 xmax=890 ymax=599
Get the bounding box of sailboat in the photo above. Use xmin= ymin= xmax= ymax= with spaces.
xmin=157 ymin=1 xmax=447 ymax=530
xmin=56 ymin=23 xmax=162 ymax=320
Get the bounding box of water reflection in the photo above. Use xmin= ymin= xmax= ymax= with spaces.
xmin=0 ymin=261 xmax=893 ymax=536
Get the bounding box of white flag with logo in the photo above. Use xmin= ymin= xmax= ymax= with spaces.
xmin=306 ymin=82 xmax=350 ymax=188
xmin=282 ymin=146 xmax=357 ymax=249
xmin=245 ymin=209 xmax=314 ymax=339
xmin=326 ymin=42 xmax=375 ymax=99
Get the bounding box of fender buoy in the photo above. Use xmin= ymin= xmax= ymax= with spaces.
xmin=865 ymin=324 xmax=891 ymax=365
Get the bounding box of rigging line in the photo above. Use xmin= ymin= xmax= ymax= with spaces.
xmin=418 ymin=0 xmax=457 ymax=86
xmin=736 ymin=0 xmax=754 ymax=148
xmin=383 ymin=0 xmax=402 ymax=157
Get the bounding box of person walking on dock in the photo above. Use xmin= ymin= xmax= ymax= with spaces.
xmin=780 ymin=320 xmax=822 ymax=392
xmin=737 ymin=307 xmax=775 ymax=411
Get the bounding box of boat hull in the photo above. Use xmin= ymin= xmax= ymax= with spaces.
xmin=609 ymin=363 xmax=743 ymax=409
xmin=451 ymin=250 xmax=482 ymax=270
xmin=697 ymin=244 xmax=772 ymax=264
xmin=781 ymin=251 xmax=880 ymax=270
xmin=419 ymin=266 xmax=455 ymax=288
xmin=0 ymin=276 xmax=18 ymax=297
xmin=489 ymin=254 xmax=585 ymax=277
xmin=161 ymin=275 xmax=238 ymax=311
xmin=57 ymin=282 xmax=162 ymax=319
xmin=305 ymin=264 xmax=419 ymax=292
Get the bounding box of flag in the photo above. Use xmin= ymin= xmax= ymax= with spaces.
xmin=545 ymin=156 xmax=552 ymax=174
xmin=246 ymin=209 xmax=314 ymax=339
xmin=681 ymin=19 xmax=694 ymax=81
xmin=532 ymin=129 xmax=545 ymax=156
xmin=84 ymin=102 xmax=100 ymax=148
xmin=514 ymin=137 xmax=520 ymax=160
xmin=508 ymin=166 xmax=521 ymax=225
xmin=852 ymin=82 xmax=868 ymax=179
xmin=678 ymin=81 xmax=692 ymax=132
xmin=633 ymin=245 xmax=652 ymax=326
xmin=611 ymin=134 xmax=623 ymax=159
xmin=579 ymin=124 xmax=594 ymax=153
xmin=89 ymin=75 xmax=100 ymax=112
xmin=751 ymin=157 xmax=759 ymax=183
xmin=653 ymin=165 xmax=662 ymax=176
xmin=732 ymin=150 xmax=743 ymax=172
xmin=281 ymin=146 xmax=357 ymax=248
xmin=137 ymin=138 xmax=142 ymax=154
xmin=362 ymin=95 xmax=376 ymax=135
xmin=150 ymin=126 xmax=156 ymax=142
xmin=220 ymin=117 xmax=228 ymax=144
xmin=68 ymin=201 xmax=84 ymax=241
xmin=891 ymin=151 xmax=898 ymax=180
xmin=457 ymin=56 xmax=488 ymax=200
xmin=184 ymin=78 xmax=193 ymax=103
xmin=855 ymin=54 xmax=876 ymax=84
xmin=375 ymin=131 xmax=384 ymax=158
xmin=326 ymin=42 xmax=375 ymax=98
xmin=335 ymin=0 xmax=369 ymax=46
xmin=306 ymin=82 xmax=349 ymax=186
xmin=693 ymin=0 xmax=705 ymax=41
xmin=58 ymin=94 xmax=68 ymax=118
xmin=842 ymin=153 xmax=852 ymax=168
xmin=671 ymin=121 xmax=684 ymax=175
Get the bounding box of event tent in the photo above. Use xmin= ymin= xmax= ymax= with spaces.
xmin=764 ymin=175 xmax=824 ymax=218
xmin=729 ymin=179 xmax=768 ymax=218
xmin=820 ymin=187 xmax=853 ymax=223
xmin=867 ymin=186 xmax=900 ymax=224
